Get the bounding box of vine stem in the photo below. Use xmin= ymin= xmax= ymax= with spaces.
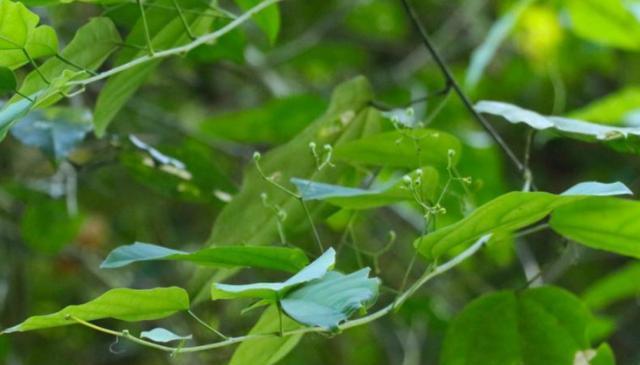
xmin=66 ymin=235 xmax=488 ymax=354
xmin=398 ymin=0 xmax=525 ymax=173
xmin=67 ymin=0 xmax=283 ymax=88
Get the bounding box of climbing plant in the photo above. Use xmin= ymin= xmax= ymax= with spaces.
xmin=1 ymin=0 xmax=640 ymax=364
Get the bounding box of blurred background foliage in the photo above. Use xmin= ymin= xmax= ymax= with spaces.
xmin=1 ymin=0 xmax=640 ymax=364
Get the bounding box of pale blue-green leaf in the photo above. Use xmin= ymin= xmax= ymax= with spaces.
xmin=10 ymin=107 xmax=93 ymax=160
xmin=140 ymin=327 xmax=192 ymax=343
xmin=0 ymin=96 xmax=34 ymax=141
xmin=211 ymin=247 xmax=335 ymax=301
xmin=281 ymin=268 xmax=379 ymax=329
xmin=101 ymin=242 xmax=308 ymax=273
xmin=561 ymin=181 xmax=632 ymax=197
xmin=2 ymin=287 xmax=189 ymax=333
xmin=465 ymin=0 xmax=534 ymax=89
xmin=291 ymin=167 xmax=439 ymax=210
xmin=476 ymin=100 xmax=640 ymax=140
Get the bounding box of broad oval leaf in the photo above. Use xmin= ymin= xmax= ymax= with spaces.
xmin=334 ymin=129 xmax=461 ymax=168
xmin=550 ymin=197 xmax=640 ymax=259
xmin=139 ymin=327 xmax=192 ymax=343
xmin=2 ymin=287 xmax=189 ymax=333
xmin=441 ymin=286 xmax=591 ymax=365
xmin=415 ymin=181 xmax=632 ymax=259
xmin=280 ymin=268 xmax=380 ymax=330
xmin=101 ymin=242 xmax=309 ymax=273
xmin=211 ymin=247 xmax=335 ymax=301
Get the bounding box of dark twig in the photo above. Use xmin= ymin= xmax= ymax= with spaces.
xmin=399 ymin=0 xmax=525 ymax=173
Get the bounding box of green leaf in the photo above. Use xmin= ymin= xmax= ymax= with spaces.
xmin=11 ymin=17 xmax=121 ymax=107
xmin=199 ymin=95 xmax=327 ymax=144
xmin=0 ymin=0 xmax=39 ymax=50
xmin=333 ymin=129 xmax=461 ymax=168
xmin=228 ymin=306 xmax=302 ymax=365
xmin=291 ymin=166 xmax=439 ymax=210
xmin=101 ymin=242 xmax=309 ymax=273
xmin=591 ymin=343 xmax=616 ymax=365
xmin=10 ymin=107 xmax=93 ymax=161
xmin=415 ymin=181 xmax=632 ymax=259
xmin=441 ymin=286 xmax=591 ymax=365
xmin=2 ymin=287 xmax=189 ymax=333
xmin=569 ymin=87 xmax=640 ymax=125
xmin=280 ymin=268 xmax=380 ymax=330
xmin=550 ymin=197 xmax=640 ymax=259
xmin=566 ymin=0 xmax=640 ymax=50
xmin=0 ymin=67 xmax=16 ymax=94
xmin=139 ymin=328 xmax=192 ymax=343
xmin=234 ymin=0 xmax=280 ymax=44
xmin=211 ymin=247 xmax=335 ymax=301
xmin=465 ymin=0 xmax=534 ymax=89
xmin=582 ymin=263 xmax=640 ymax=311
xmin=0 ymin=0 xmax=59 ymax=69
xmin=93 ymin=3 xmax=213 ymax=136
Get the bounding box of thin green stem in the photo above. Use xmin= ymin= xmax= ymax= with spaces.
xmin=187 ymin=310 xmax=228 ymax=340
xmin=55 ymin=54 xmax=97 ymax=76
xmin=171 ymin=0 xmax=196 ymax=39
xmin=137 ymin=0 xmax=155 ymax=55
xmin=69 ymin=0 xmax=282 ymax=88
xmin=23 ymin=49 xmax=49 ymax=84
xmin=300 ymin=198 xmax=324 ymax=252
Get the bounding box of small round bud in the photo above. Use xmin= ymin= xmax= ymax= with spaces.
xmin=415 ymin=168 xmax=423 ymax=176
xmin=323 ymin=144 xmax=332 ymax=151
xmin=447 ymin=149 xmax=456 ymax=157
xmin=253 ymin=151 xmax=262 ymax=161
xmin=402 ymin=175 xmax=412 ymax=185
xmin=308 ymin=142 xmax=316 ymax=149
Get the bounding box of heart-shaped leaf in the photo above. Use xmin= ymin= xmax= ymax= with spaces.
xmin=280 ymin=268 xmax=380 ymax=329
